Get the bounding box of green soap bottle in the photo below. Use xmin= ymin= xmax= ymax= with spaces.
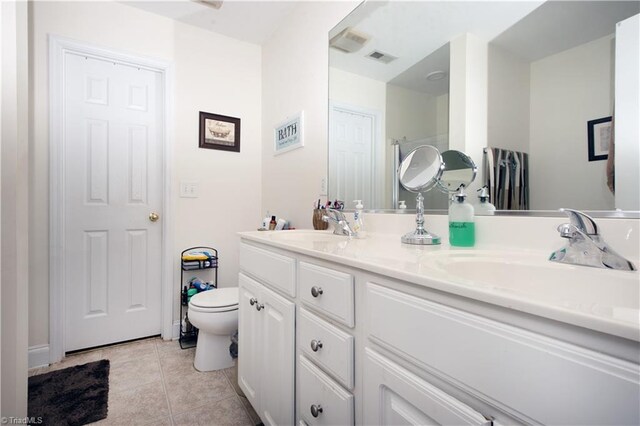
xmin=449 ymin=186 xmax=475 ymax=247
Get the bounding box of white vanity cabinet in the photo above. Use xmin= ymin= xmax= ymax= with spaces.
xmin=238 ymin=235 xmax=640 ymax=426
xmin=238 ymin=243 xmax=296 ymax=426
xmin=363 ymin=348 xmax=491 ymax=426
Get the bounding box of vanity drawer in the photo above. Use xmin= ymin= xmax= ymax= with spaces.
xmin=298 ymin=355 xmax=354 ymax=426
xmin=299 ymin=308 xmax=355 ymax=390
xmin=239 ymin=242 xmax=296 ymax=297
xmin=366 ymin=282 xmax=640 ymax=425
xmin=299 ymin=262 xmax=354 ymax=327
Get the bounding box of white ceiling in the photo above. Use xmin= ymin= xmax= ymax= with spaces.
xmin=123 ymin=0 xmax=298 ymax=45
xmin=330 ymin=1 xmax=639 ymax=95
xmin=492 ymin=1 xmax=640 ymax=62
xmin=329 ymin=1 xmax=544 ymax=85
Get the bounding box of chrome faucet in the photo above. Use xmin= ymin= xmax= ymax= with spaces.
xmin=322 ymin=209 xmax=356 ymax=237
xmin=549 ymin=209 xmax=636 ymax=271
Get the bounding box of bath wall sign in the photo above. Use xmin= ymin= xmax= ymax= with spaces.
xmin=274 ymin=111 xmax=304 ymax=155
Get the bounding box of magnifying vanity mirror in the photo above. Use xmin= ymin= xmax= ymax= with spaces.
xmin=328 ymin=1 xmax=640 ymax=216
xmin=398 ymin=145 xmax=444 ymax=245
xmin=437 ymin=150 xmax=478 ymax=194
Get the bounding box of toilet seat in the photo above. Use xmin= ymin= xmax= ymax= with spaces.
xmin=188 ymin=287 xmax=239 ymax=313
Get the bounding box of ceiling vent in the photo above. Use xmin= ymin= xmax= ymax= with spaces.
xmin=366 ymin=50 xmax=398 ymax=64
xmin=330 ymin=27 xmax=371 ymax=53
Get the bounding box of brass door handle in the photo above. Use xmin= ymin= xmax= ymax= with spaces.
xmin=149 ymin=212 xmax=160 ymax=222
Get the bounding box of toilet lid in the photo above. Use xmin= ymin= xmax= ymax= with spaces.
xmin=189 ymin=287 xmax=238 ymax=309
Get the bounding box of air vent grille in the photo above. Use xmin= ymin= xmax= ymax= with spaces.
xmin=366 ymin=51 xmax=397 ymax=64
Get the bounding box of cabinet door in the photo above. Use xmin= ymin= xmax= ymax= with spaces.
xmin=259 ymin=283 xmax=296 ymax=426
xmin=238 ymin=273 xmax=262 ymax=411
xmin=364 ymin=348 xmax=489 ymax=426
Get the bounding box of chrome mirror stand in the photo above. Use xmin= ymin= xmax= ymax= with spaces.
xmin=401 ymin=193 xmax=441 ymax=245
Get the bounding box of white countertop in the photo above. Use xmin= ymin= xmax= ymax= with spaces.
xmin=239 ymin=230 xmax=640 ymax=342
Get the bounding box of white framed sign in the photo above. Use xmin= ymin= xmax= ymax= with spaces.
xmin=274 ymin=111 xmax=304 ymax=155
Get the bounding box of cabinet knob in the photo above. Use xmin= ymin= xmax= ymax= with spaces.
xmin=255 ymin=302 xmax=264 ymax=311
xmin=310 ymin=404 xmax=323 ymax=418
xmin=310 ymin=339 xmax=323 ymax=352
xmin=249 ymin=298 xmax=258 ymax=306
xmin=311 ymin=286 xmax=323 ymax=297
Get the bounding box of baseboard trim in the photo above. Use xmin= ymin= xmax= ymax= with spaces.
xmin=29 ymin=344 xmax=50 ymax=369
xmin=172 ymin=320 xmax=180 ymax=340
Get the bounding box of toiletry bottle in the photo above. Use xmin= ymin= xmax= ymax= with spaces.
xmin=353 ymin=200 xmax=365 ymax=237
xmin=476 ymin=186 xmax=496 ymax=215
xmin=261 ymin=212 xmax=271 ymax=230
xmin=449 ymin=186 xmax=475 ymax=247
xmin=398 ymin=200 xmax=407 ymax=210
xmin=269 ymin=215 xmax=277 ymax=230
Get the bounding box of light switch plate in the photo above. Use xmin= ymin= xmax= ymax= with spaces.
xmin=179 ymin=181 xmax=199 ymax=198
xmin=320 ymin=177 xmax=327 ymax=195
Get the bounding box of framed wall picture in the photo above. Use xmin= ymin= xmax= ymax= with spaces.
xmin=587 ymin=116 xmax=612 ymax=162
xmin=274 ymin=111 xmax=304 ymax=155
xmin=199 ymin=111 xmax=241 ymax=152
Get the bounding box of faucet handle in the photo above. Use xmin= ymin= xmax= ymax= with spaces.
xmin=560 ymin=208 xmax=599 ymax=236
xmin=327 ymin=208 xmax=347 ymax=222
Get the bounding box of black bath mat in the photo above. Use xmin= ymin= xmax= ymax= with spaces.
xmin=28 ymin=359 xmax=109 ymax=426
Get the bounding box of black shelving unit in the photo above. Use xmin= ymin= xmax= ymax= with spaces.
xmin=180 ymin=246 xmax=218 ymax=349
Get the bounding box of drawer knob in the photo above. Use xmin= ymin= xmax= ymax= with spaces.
xmin=310 ymin=404 xmax=323 ymax=418
xmin=310 ymin=339 xmax=323 ymax=352
xmin=311 ymin=286 xmax=324 ymax=297
xmin=249 ymin=298 xmax=258 ymax=306
xmin=255 ymin=302 xmax=264 ymax=311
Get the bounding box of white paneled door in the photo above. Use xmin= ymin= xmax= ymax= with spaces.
xmin=64 ymin=52 xmax=163 ymax=351
xmin=329 ymin=105 xmax=375 ymax=208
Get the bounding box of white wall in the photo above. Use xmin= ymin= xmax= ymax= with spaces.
xmin=29 ymin=1 xmax=262 ymax=348
xmin=530 ymin=35 xmax=614 ymax=210
xmin=329 ymin=67 xmax=386 ymax=115
xmin=449 ymin=33 xmax=488 ymax=198
xmin=488 ymin=44 xmax=530 ymax=154
xmin=614 ymin=14 xmax=640 ymax=211
xmin=386 ymin=84 xmax=441 ymax=142
xmin=1 ymin=0 xmax=29 ymax=416
xmin=261 ymin=1 xmax=359 ymax=228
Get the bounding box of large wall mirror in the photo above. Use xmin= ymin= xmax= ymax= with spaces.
xmin=328 ymin=1 xmax=639 ymax=215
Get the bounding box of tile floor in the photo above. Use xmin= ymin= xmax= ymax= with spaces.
xmin=28 ymin=337 xmax=261 ymax=426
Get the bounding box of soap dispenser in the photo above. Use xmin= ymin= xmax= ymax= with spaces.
xmin=476 ymin=186 xmax=496 ymax=216
xmin=449 ymin=185 xmax=475 ymax=247
xmin=353 ymin=200 xmax=365 ymax=237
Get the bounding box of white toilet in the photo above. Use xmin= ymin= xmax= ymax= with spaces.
xmin=188 ymin=287 xmax=239 ymax=372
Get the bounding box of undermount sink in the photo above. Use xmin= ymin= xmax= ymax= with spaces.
xmin=425 ymin=250 xmax=640 ymax=324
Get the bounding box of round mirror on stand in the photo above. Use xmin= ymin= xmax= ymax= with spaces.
xmin=437 ymin=150 xmax=478 ymax=193
xmin=398 ymin=145 xmax=444 ymax=245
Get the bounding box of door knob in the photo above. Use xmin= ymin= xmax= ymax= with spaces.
xmin=149 ymin=212 xmax=160 ymax=222
xmin=250 ymin=298 xmax=258 ymax=306
xmin=255 ymin=303 xmax=264 ymax=311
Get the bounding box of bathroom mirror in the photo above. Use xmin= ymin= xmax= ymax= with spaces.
xmin=437 ymin=150 xmax=477 ymax=193
xmin=398 ymin=145 xmax=444 ymax=193
xmin=328 ymin=1 xmax=640 ymax=215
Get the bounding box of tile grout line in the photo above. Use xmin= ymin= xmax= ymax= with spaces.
xmin=155 ymin=340 xmax=176 ymax=426
xmin=221 ymin=361 xmax=256 ymax=425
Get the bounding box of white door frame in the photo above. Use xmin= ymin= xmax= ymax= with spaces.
xmin=329 ymin=101 xmax=384 ymax=207
xmin=49 ymin=35 xmax=175 ymax=363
